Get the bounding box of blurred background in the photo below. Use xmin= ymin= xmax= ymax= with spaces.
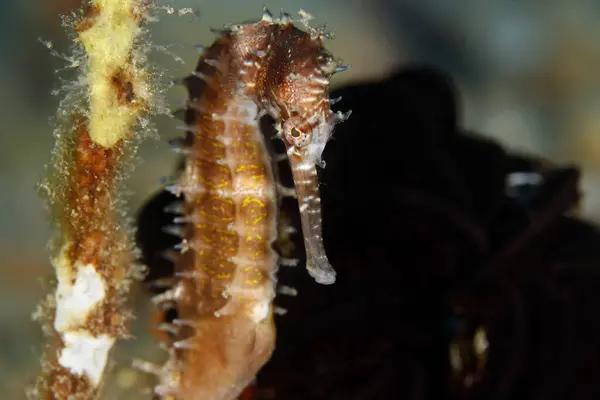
xmin=1 ymin=0 xmax=599 ymax=397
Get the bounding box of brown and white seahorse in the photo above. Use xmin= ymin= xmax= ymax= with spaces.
xmin=144 ymin=9 xmax=349 ymax=399
xmin=253 ymin=12 xmax=351 ymax=285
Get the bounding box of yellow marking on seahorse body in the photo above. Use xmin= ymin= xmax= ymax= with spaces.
xmin=245 ymin=233 xmax=265 ymax=242
xmin=243 ymin=268 xmax=266 ymax=286
xmin=199 ymin=264 xmax=215 ymax=276
xmin=249 ymin=217 xmax=263 ymax=225
xmin=209 ymin=195 xmax=234 ymax=204
xmin=214 ymin=206 xmax=229 ymax=215
xmin=247 ymin=211 xmax=266 ymax=225
xmin=195 ymin=175 xmax=230 ymax=189
xmin=195 ymin=159 xmax=230 ymax=174
xmin=243 ymin=142 xmax=258 ymax=157
xmin=199 ymin=210 xmax=208 ymax=218
xmin=216 ymin=273 xmax=231 ymax=280
xmin=236 ymin=164 xmax=265 ymax=174
xmin=242 ymin=196 xmax=265 ymax=208
xmin=244 ymin=277 xmax=265 ymax=285
xmin=240 ymin=175 xmax=267 ymax=187
xmin=215 ymin=233 xmax=236 ymax=246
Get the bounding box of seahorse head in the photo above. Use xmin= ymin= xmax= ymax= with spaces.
xmin=257 ymin=21 xmax=348 ymax=168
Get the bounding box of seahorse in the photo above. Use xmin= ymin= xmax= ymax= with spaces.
xmin=143 ymin=9 xmax=349 ymax=399
xmin=253 ymin=13 xmax=351 ymax=284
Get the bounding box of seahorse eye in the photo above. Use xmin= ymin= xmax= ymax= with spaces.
xmin=284 ymin=125 xmax=310 ymax=147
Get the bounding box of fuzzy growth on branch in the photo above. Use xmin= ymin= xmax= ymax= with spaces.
xmin=31 ymin=0 xmax=165 ymax=398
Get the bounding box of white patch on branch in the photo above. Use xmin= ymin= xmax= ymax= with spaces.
xmin=54 ymin=262 xmax=107 ymax=332
xmin=58 ymin=332 xmax=115 ymax=386
xmin=52 ymin=253 xmax=114 ymax=386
